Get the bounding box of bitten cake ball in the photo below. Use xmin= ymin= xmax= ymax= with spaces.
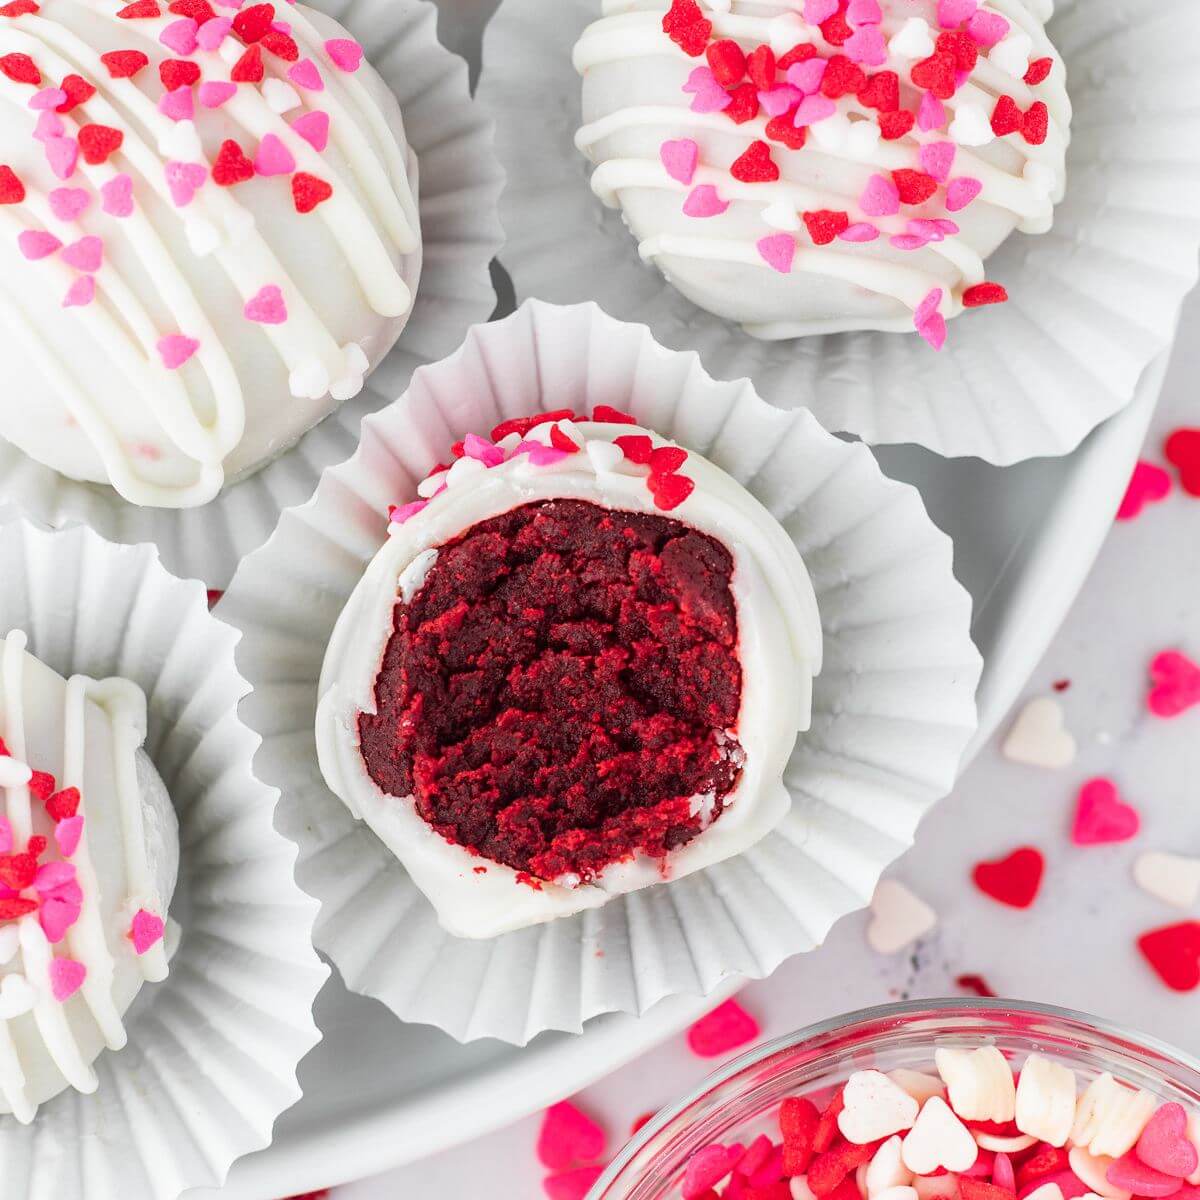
xmin=315 ymin=409 xmax=823 ymax=939
xmin=0 ymin=630 xmax=178 ymax=1122
xmin=0 ymin=0 xmax=420 ymax=507
xmin=573 ymin=0 xmax=1069 ymax=347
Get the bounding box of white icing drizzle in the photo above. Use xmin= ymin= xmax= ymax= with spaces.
xmin=0 ymin=630 xmax=165 ymax=1122
xmin=0 ymin=0 xmax=418 ymax=506
xmin=572 ymin=0 xmax=1070 ymax=334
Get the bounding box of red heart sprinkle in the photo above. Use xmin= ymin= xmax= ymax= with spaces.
xmin=781 ymin=1096 xmax=820 ymax=1176
xmin=706 ymin=38 xmax=745 ymax=86
xmin=746 ymin=44 xmax=777 ymax=89
xmin=936 ymin=30 xmax=978 ymax=73
xmin=28 ymin=770 xmax=55 ymax=800
xmin=766 ymin=113 xmax=807 ymax=149
xmin=0 ymin=51 xmax=39 ymax=84
xmin=892 ymin=169 xmax=938 ymax=205
xmin=537 ymin=1100 xmax=606 ymax=1170
xmin=159 ymin=58 xmax=200 ymax=89
xmin=730 ymin=140 xmax=778 ymax=183
xmin=1022 ymin=100 xmax=1048 ymax=145
xmin=972 ymin=846 xmax=1044 ymax=909
xmin=591 ymin=405 xmax=636 ymax=424
xmin=1138 ymin=922 xmax=1200 ymax=992
xmin=212 ymin=138 xmax=254 ymax=186
xmin=820 ymin=10 xmax=852 ymax=45
xmin=687 ymin=997 xmax=759 ymax=1058
xmin=962 ymin=282 xmax=1009 ymax=308
xmin=1165 ymin=427 xmax=1200 ymax=495
xmin=857 ymin=69 xmax=899 ymax=113
xmin=1117 ymin=460 xmax=1171 ymax=521
xmin=1071 ymin=778 xmax=1140 ymax=846
xmin=803 ymin=209 xmax=850 ymax=246
xmin=0 ymin=165 xmax=26 ymax=204
xmin=230 ymin=43 xmax=264 ymax=83
xmin=232 ymin=1 xmax=273 ymax=41
xmin=662 ymin=0 xmax=711 ymax=57
xmin=777 ymin=43 xmax=816 ymax=71
xmin=723 ymin=82 xmax=760 ymax=124
xmin=168 ymin=0 xmax=214 ymax=18
xmin=100 ymin=49 xmax=149 ymax=78
xmin=116 ymin=0 xmax=160 ymax=15
xmin=991 ymin=94 xmax=1023 ymax=136
xmin=292 ymin=171 xmax=332 ymax=213
xmin=0 ymin=898 xmax=37 ymax=921
xmin=549 ymin=425 xmax=581 ymax=454
xmin=649 ymin=445 xmax=688 ymax=473
xmin=0 ymin=0 xmax=39 ymax=15
xmin=1147 ymin=650 xmax=1200 ymax=718
xmin=46 ymin=786 xmax=80 ymax=822
xmin=650 ymin=472 xmax=695 ymax=510
xmin=0 ymin=851 xmax=38 ymax=890
xmin=910 ymin=51 xmax=957 ymax=99
xmin=78 ymin=123 xmax=123 ymax=165
xmin=1024 ymin=57 xmax=1053 ymax=85
xmin=260 ymin=29 xmax=298 ymax=61
xmin=877 ymin=110 xmax=915 ymax=140
xmin=614 ymin=435 xmax=653 ymax=465
xmin=820 ymin=55 xmax=865 ymax=100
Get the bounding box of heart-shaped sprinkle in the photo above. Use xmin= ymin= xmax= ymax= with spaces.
xmin=157 ymin=333 xmax=199 ymax=369
xmin=950 ymin=103 xmax=993 ymax=146
xmin=130 ymin=908 xmax=164 ymax=954
xmin=159 ymin=15 xmax=197 ymax=54
xmin=0 ymin=51 xmax=41 ymax=85
xmin=934 ymin=1045 xmax=1015 ymax=1122
xmin=1138 ymin=922 xmax=1200 ymax=992
xmin=1148 ymin=651 xmax=1200 ymax=718
xmin=18 ymin=229 xmax=60 ymax=259
xmin=937 ymin=0 xmax=976 ymax=26
xmin=324 ymin=36 xmax=362 ymax=72
xmin=1108 ymin=1153 xmax=1188 ymax=1197
xmin=292 ymin=171 xmax=332 ymax=213
xmin=47 ymin=187 xmax=89 ymax=224
xmin=212 ymin=138 xmax=254 ymax=186
xmin=1137 ymin=1105 xmax=1199 ymax=1179
xmin=759 ymin=83 xmax=802 ymax=117
xmin=0 ymin=165 xmax=25 ymax=204
xmin=682 ymin=184 xmax=728 ymax=218
xmin=77 ymin=123 xmax=123 ymax=165
xmin=840 ymin=222 xmax=880 ymax=242
xmin=839 ymin=1071 xmax=920 ymax=1144
xmin=920 ymin=140 xmax=957 ymax=182
xmin=1118 ymin=461 xmax=1172 ymax=520
xmin=890 ymin=17 xmax=934 ymax=59
xmin=243 ymin=283 xmax=287 ymax=324
xmin=537 ymin=1100 xmax=606 ymax=1170
xmin=44 ymin=134 xmax=78 ymax=180
xmin=757 ymin=232 xmax=795 ymax=273
xmin=1072 ymin=778 xmax=1140 ymax=846
xmin=230 ymin=43 xmax=264 ymax=83
xmin=968 ymin=9 xmax=1010 ymax=47
xmin=682 ymin=1143 xmax=744 ymax=1198
xmin=902 ymin=1096 xmax=978 ymax=1174
xmin=860 ymin=172 xmax=900 ymax=216
xmin=918 ymin=91 xmax=947 ymax=132
xmin=946 ymin=176 xmax=983 ymax=211
xmin=165 ymin=160 xmax=207 ymax=207
xmin=687 ymin=997 xmax=759 ymax=1058
xmin=914 ymin=287 xmax=947 ymax=350
xmin=544 ymin=1167 xmax=605 ymax=1200
xmin=793 ymin=92 xmax=837 ymax=126
xmin=158 ymin=85 xmax=194 ymax=122
xmin=844 ymin=24 xmax=886 ymax=66
xmin=787 ymin=57 xmax=827 ymax=94
xmin=973 ymin=847 xmax=1044 ymax=909
xmin=803 ymin=0 xmax=839 ymax=23
xmin=49 ymin=956 xmax=86 ymax=1001
xmin=683 ymin=64 xmax=732 ymax=113
xmin=1134 ymin=852 xmax=1200 ymax=910
xmin=867 ymin=879 xmax=937 ymax=954
xmin=100 ymin=49 xmax=149 ymax=78
xmin=262 ymin=77 xmax=300 ymax=113
xmin=1015 ymin=1053 xmax=1077 ymax=1146
xmin=29 ymin=86 xmax=66 ymax=111
xmin=0 ymin=973 xmax=33 ymax=1019
xmin=54 ymin=814 xmax=83 ymax=858
xmin=198 ymin=79 xmax=236 ymax=107
xmin=253 ymin=132 xmax=295 ymax=177
xmin=990 ymin=31 xmax=1034 ymax=78
xmin=195 ymin=13 xmax=231 ymax=49
xmin=1002 ymin=697 xmax=1076 ymax=769
xmin=660 ymin=137 xmax=699 ymax=185
xmin=62 ymin=274 xmax=95 ymax=307
xmin=291 ymin=109 xmax=330 ymax=152
xmin=288 ymin=57 xmax=324 ymax=91
xmin=1165 ymin=428 xmax=1200 ymax=495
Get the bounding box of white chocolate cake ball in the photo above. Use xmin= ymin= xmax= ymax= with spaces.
xmin=0 ymin=629 xmax=177 ymax=1121
xmin=0 ymin=0 xmax=420 ymax=507
xmin=573 ymin=0 xmax=1069 ymax=346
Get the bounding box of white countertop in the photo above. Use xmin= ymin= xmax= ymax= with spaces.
xmin=331 ymin=285 xmax=1200 ymax=1200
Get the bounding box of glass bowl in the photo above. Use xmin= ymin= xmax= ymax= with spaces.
xmin=588 ymin=998 xmax=1200 ymax=1200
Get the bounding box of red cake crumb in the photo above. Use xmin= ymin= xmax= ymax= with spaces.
xmin=359 ymin=499 xmax=745 ymax=883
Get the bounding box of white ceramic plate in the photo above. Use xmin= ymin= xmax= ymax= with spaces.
xmin=190 ymin=2 xmax=1172 ymax=1193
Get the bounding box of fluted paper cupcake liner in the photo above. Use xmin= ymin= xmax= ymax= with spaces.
xmin=477 ymin=0 xmax=1200 ymax=466
xmin=0 ymin=0 xmax=504 ymax=589
xmin=219 ymin=299 xmax=981 ymax=1046
xmin=0 ymin=519 xmax=327 ymax=1200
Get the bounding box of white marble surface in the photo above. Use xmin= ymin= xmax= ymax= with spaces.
xmin=329 ymin=284 xmax=1200 ymax=1199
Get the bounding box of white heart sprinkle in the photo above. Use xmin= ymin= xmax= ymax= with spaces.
xmin=184 ymin=218 xmax=221 ymax=258
xmin=1133 ymin=851 xmax=1200 ymax=909
xmin=888 ymin=1069 xmax=946 ymax=1106
xmin=989 ymin=31 xmax=1034 ymax=78
xmin=949 ymin=103 xmax=994 ymax=147
xmin=762 ymin=201 xmax=802 ymax=232
xmin=586 ymin=440 xmax=624 ymax=474
xmin=811 ymin=112 xmax=852 ymax=153
xmin=288 ymin=357 xmax=329 ymax=401
xmin=159 ymin=119 xmax=202 ymax=161
xmin=845 ymin=119 xmax=882 ymax=159
xmin=935 ymin=1046 xmax=1016 ymax=1123
xmin=840 ymin=1071 xmax=920 ymax=1144
xmin=889 ymin=17 xmax=934 ymax=60
xmin=262 ymin=78 xmax=301 ymax=114
xmin=867 ymin=1136 xmax=913 ymax=1196
xmin=0 ymin=926 xmax=18 ymax=966
xmin=867 ymin=880 xmax=937 ymax=955
xmin=417 ymin=470 xmax=449 ymax=499
xmin=219 ymin=38 xmax=242 ymax=65
xmin=1015 ymin=1053 xmax=1077 ymax=1146
xmin=1002 ymin=697 xmax=1076 ymax=769
xmin=902 ymin=1095 xmax=978 ymax=1174
xmin=0 ymin=973 xmax=34 ymax=1020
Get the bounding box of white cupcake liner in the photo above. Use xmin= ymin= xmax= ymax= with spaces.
xmin=477 ymin=0 xmax=1200 ymax=466
xmin=0 ymin=0 xmax=504 ymax=590
xmin=0 ymin=519 xmax=327 ymax=1200
xmin=219 ymin=299 xmax=982 ymax=1046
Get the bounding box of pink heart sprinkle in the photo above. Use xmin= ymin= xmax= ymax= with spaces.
xmin=44 ymin=135 xmax=78 ymax=181
xmin=243 ymin=283 xmax=288 ymax=324
xmin=803 ymin=0 xmax=839 ymax=23
xmin=757 ymin=233 xmax=796 ymax=274
xmin=63 ymin=275 xmax=95 ymax=308
xmin=254 ymin=132 xmax=296 ymax=177
xmin=28 ymin=86 xmax=67 ymax=111
xmin=683 ymin=1143 xmax=744 ymax=1199
xmin=937 ymin=0 xmax=977 ymax=28
xmin=907 ymin=217 xmax=953 ymax=243
xmin=537 ymin=1100 xmax=606 ymax=1170
xmin=543 ymin=1167 xmax=605 ymax=1200
xmin=946 ymin=176 xmax=983 ymax=212
xmin=33 ymin=110 xmax=64 ymax=143
xmin=49 ymin=956 xmax=86 ymax=1001
xmin=157 ymin=333 xmax=200 ymax=369
xmin=39 ymin=890 xmax=81 ymax=942
xmin=324 ymin=36 xmax=362 ymax=72
xmin=54 ymin=814 xmax=83 ymax=858
xmin=198 ymin=80 xmax=236 ymax=108
xmin=1137 ymin=1104 xmax=1199 ymax=1179
xmin=195 ymin=14 xmax=231 ymax=50
xmin=48 ymin=186 xmax=90 ymax=222
xmin=158 ymin=85 xmax=195 ymax=123
xmin=687 ymin=998 xmax=760 ymax=1058
xmin=682 ymin=184 xmax=729 ymax=218
xmin=793 ymin=93 xmax=836 ymax=126
xmin=18 ymin=229 xmax=62 ymax=260
xmin=918 ymin=91 xmax=947 ymax=132
xmin=101 ymin=173 xmax=134 ymax=218
xmin=758 ymin=84 xmax=802 ymax=117
xmin=846 ymin=0 xmax=881 ymax=23
xmin=1072 ymin=777 xmax=1141 ymax=846
xmin=787 ymin=57 xmax=827 ymax=94
xmin=1118 ymin=460 xmax=1172 ymax=521
xmin=159 ymin=16 xmax=198 ymax=55
xmin=844 ymin=25 xmax=887 ymax=66
xmin=968 ymin=10 xmax=1010 ymax=47
xmin=920 ymin=141 xmax=957 ymax=182
xmin=34 ymin=861 xmax=76 ymax=893
xmin=839 ymin=221 xmax=880 ymax=242
xmin=130 ymin=908 xmax=165 ymax=955
xmin=291 ymin=109 xmax=330 ymax=152
xmin=165 ymin=160 xmax=207 ymax=208
xmin=462 ymin=432 xmax=505 ymax=467
xmin=388 ymin=499 xmax=429 ymax=525
xmin=1108 ymin=1154 xmax=1187 ymax=1198
xmin=660 ymin=138 xmax=699 ymax=185
xmin=915 ymin=286 xmax=943 ymax=326
xmin=0 ymin=816 xmax=12 ymax=855
xmin=288 ymin=58 xmax=324 ymax=91
xmin=860 ymin=172 xmax=899 ymax=217
xmin=891 ymin=232 xmax=930 ymax=251
xmin=1148 ymin=651 xmax=1200 ymax=718
xmin=517 ymin=441 xmax=569 ymax=468
xmin=915 ymin=287 xmax=947 ymax=350
xmin=683 ymin=65 xmax=732 ymax=114
xmin=61 ymin=235 xmax=102 ymax=273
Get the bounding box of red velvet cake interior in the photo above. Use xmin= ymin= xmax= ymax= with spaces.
xmin=358 ymin=498 xmax=745 ymax=882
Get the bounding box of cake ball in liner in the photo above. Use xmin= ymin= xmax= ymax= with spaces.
xmin=315 ymin=414 xmax=823 ymax=939
xmin=0 ymin=518 xmax=326 ymax=1200
xmin=0 ymin=0 xmax=504 ymax=586
xmin=479 ymin=0 xmax=1200 ymax=464
xmin=221 ymin=300 xmax=981 ymax=1045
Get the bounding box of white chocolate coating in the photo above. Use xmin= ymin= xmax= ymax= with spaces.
xmin=315 ymin=419 xmax=822 ymax=939
xmin=0 ymin=630 xmax=177 ymax=1121
xmin=573 ymin=0 xmax=1069 ymax=337
xmin=0 ymin=0 xmax=421 ymax=507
